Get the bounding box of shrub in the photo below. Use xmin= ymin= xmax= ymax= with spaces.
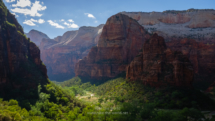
xmin=8 ymin=99 xmax=18 ymax=106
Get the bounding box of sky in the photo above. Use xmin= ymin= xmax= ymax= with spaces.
xmin=3 ymin=0 xmax=215 ymax=39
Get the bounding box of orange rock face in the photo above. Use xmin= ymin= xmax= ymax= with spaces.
xmin=75 ymin=13 xmax=151 ymax=79
xmin=0 ymin=1 xmax=48 ymax=97
xmin=126 ymin=34 xmax=194 ymax=87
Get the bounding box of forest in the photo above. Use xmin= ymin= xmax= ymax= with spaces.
xmin=1 ymin=77 xmax=215 ymax=121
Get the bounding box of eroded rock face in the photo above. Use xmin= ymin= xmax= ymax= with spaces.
xmin=0 ymin=0 xmax=48 ymax=97
xmin=40 ymin=24 xmax=104 ymax=81
xmin=75 ymin=13 xmax=151 ymax=79
xmin=121 ymin=9 xmax=215 ymax=44
xmin=122 ymin=9 xmax=215 ymax=89
xmin=126 ymin=34 xmax=194 ymax=87
xmin=26 ymin=29 xmax=50 ymax=46
xmin=166 ymin=39 xmax=215 ymax=89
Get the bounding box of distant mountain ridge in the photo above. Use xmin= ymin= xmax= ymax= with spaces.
xmin=39 ymin=24 xmax=104 ymax=81
xmin=25 ymin=29 xmax=50 ymax=46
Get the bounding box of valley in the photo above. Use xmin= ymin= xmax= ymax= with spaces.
xmin=0 ymin=0 xmax=215 ymax=120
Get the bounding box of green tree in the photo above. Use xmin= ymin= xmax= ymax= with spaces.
xmin=98 ymin=98 xmax=104 ymax=104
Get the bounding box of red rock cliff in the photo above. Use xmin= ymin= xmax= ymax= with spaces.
xmin=0 ymin=0 xmax=48 ymax=97
xmin=166 ymin=39 xmax=215 ymax=89
xmin=126 ymin=34 xmax=194 ymax=87
xmin=75 ymin=13 xmax=151 ymax=79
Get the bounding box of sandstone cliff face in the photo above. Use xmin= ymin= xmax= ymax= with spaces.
xmin=0 ymin=0 xmax=48 ymax=97
xmin=75 ymin=13 xmax=151 ymax=79
xmin=121 ymin=9 xmax=215 ymax=44
xmin=166 ymin=39 xmax=215 ymax=89
xmin=122 ymin=9 xmax=215 ymax=89
xmin=26 ymin=29 xmax=50 ymax=46
xmin=39 ymin=24 xmax=104 ymax=81
xmin=126 ymin=34 xmax=194 ymax=87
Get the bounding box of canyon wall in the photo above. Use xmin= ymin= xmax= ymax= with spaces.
xmin=75 ymin=13 xmax=151 ymax=79
xmin=166 ymin=39 xmax=215 ymax=89
xmin=126 ymin=34 xmax=193 ymax=87
xmin=0 ymin=0 xmax=48 ymax=98
xmin=40 ymin=24 xmax=104 ymax=81
xmin=122 ymin=9 xmax=215 ymax=89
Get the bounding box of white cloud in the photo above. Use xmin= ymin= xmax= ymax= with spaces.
xmin=48 ymin=20 xmax=65 ymax=29
xmin=29 ymin=18 xmax=45 ymax=24
xmin=38 ymin=19 xmax=45 ymax=24
xmin=30 ymin=18 xmax=37 ymax=22
xmin=64 ymin=22 xmax=69 ymax=26
xmin=23 ymin=18 xmax=45 ymax=26
xmin=23 ymin=20 xmax=36 ymax=26
xmin=11 ymin=1 xmax=46 ymax=17
xmin=12 ymin=0 xmax=31 ymax=7
xmin=5 ymin=0 xmax=15 ymax=3
xmin=64 ymin=22 xmax=79 ymax=28
xmin=84 ymin=13 xmax=95 ymax=19
xmin=95 ymin=20 xmax=98 ymax=23
xmin=60 ymin=19 xmax=64 ymax=22
xmin=68 ymin=19 xmax=74 ymax=22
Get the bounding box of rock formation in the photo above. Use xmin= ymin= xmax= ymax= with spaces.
xmin=121 ymin=9 xmax=215 ymax=44
xmin=122 ymin=9 xmax=215 ymax=89
xmin=25 ymin=29 xmax=50 ymax=46
xmin=166 ymin=39 xmax=215 ymax=89
xmin=75 ymin=13 xmax=151 ymax=79
xmin=39 ymin=24 xmax=104 ymax=81
xmin=0 ymin=0 xmax=48 ymax=98
xmin=126 ymin=34 xmax=194 ymax=87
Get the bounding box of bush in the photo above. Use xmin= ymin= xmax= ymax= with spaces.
xmin=8 ymin=99 xmax=18 ymax=106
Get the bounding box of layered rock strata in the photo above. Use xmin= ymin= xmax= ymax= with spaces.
xmin=126 ymin=34 xmax=194 ymax=87
xmin=121 ymin=9 xmax=215 ymax=44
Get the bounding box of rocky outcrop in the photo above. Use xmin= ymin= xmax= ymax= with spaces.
xmin=0 ymin=0 xmax=48 ymax=98
xmin=126 ymin=34 xmax=194 ymax=87
xmin=121 ymin=9 xmax=215 ymax=44
xmin=122 ymin=9 xmax=215 ymax=89
xmin=75 ymin=13 xmax=151 ymax=79
xmin=39 ymin=24 xmax=104 ymax=81
xmin=166 ymin=39 xmax=215 ymax=89
xmin=26 ymin=29 xmax=50 ymax=46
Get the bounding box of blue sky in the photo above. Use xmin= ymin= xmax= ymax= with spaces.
xmin=3 ymin=0 xmax=215 ymax=39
